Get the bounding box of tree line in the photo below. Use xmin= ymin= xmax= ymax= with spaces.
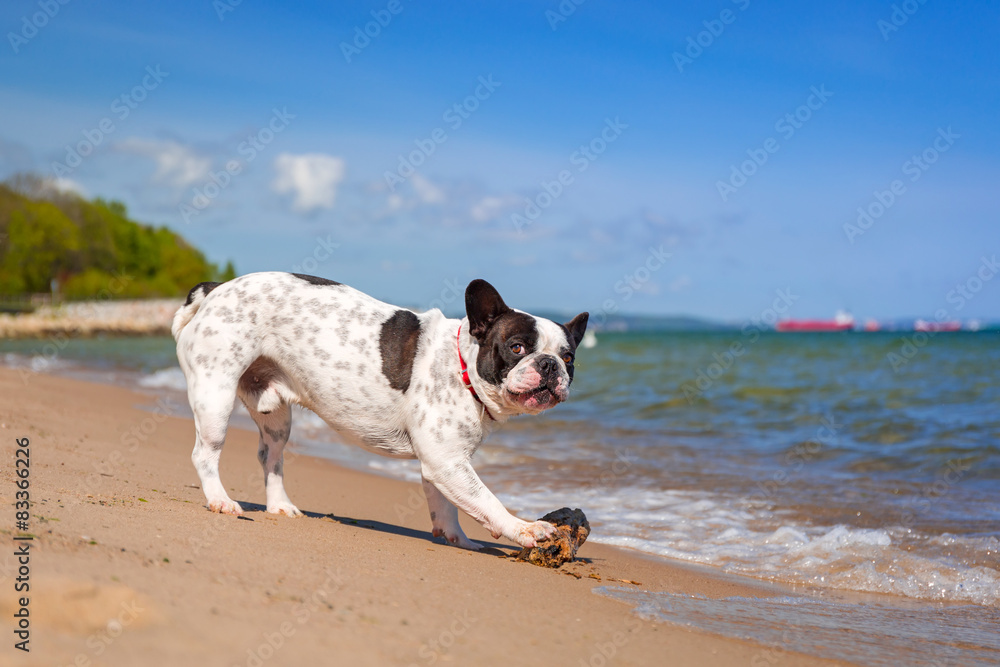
xmin=0 ymin=175 xmax=235 ymax=300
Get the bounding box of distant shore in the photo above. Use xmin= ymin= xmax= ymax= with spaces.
xmin=0 ymin=299 xmax=176 ymax=338
xmin=3 ymin=297 xmax=994 ymax=340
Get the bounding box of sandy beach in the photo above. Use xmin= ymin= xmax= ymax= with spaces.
xmin=0 ymin=366 xmax=857 ymax=666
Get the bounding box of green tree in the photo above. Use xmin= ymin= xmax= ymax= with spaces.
xmin=1 ymin=200 xmax=81 ymax=293
xmin=0 ymin=175 xmax=237 ymax=299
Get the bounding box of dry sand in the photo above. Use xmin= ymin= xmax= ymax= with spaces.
xmin=0 ymin=367 xmax=847 ymax=666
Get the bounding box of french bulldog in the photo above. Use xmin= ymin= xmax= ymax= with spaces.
xmin=172 ymin=272 xmax=588 ymax=550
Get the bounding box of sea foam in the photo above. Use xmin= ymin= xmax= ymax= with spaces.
xmin=501 ymin=485 xmax=1000 ymax=606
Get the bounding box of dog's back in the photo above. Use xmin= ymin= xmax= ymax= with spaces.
xmin=173 ymin=271 xmax=453 ymax=457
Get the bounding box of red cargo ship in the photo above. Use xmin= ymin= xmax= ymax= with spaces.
xmin=776 ymin=311 xmax=855 ymax=332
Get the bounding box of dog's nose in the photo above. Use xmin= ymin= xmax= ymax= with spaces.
xmin=537 ymin=355 xmax=557 ymax=379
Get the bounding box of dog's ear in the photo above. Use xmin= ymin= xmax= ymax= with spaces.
xmin=564 ymin=312 xmax=589 ymax=348
xmin=466 ymin=279 xmax=510 ymax=340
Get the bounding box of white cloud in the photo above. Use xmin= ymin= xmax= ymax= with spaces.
xmin=52 ymin=177 xmax=88 ymax=197
xmin=470 ymin=194 xmax=521 ymax=223
xmin=115 ymin=137 xmax=211 ymax=188
xmin=410 ymin=173 xmax=444 ymax=204
xmin=272 ymin=153 xmax=346 ymax=212
xmin=9 ymin=175 xmax=88 ymax=199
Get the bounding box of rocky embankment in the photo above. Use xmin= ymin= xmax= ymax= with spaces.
xmin=0 ymin=299 xmax=178 ymax=338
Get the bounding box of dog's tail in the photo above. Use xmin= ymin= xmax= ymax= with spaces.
xmin=172 ymin=281 xmax=222 ymax=341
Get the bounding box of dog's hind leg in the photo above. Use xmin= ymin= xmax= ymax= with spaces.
xmin=237 ymin=358 xmax=302 ymax=516
xmin=422 ymin=477 xmax=482 ymax=551
xmin=246 ymin=402 xmax=301 ymax=517
xmin=189 ymin=380 xmax=242 ymax=515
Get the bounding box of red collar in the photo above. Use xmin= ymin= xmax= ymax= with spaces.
xmin=457 ymin=325 xmax=495 ymax=421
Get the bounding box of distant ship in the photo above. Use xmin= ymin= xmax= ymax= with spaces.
xmin=776 ymin=311 xmax=855 ymax=332
xmin=914 ymin=319 xmax=962 ymax=332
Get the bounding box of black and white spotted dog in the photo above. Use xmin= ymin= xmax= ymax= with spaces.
xmin=172 ymin=272 xmax=588 ymax=549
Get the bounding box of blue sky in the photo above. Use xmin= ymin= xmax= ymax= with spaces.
xmin=1 ymin=0 xmax=998 ymax=321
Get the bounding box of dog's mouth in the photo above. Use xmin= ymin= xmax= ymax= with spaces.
xmin=508 ymin=385 xmax=564 ymax=411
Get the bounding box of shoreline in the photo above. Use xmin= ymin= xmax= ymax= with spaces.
xmin=0 ymin=367 xmax=852 ymax=666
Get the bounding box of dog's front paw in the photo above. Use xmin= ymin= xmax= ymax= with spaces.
xmin=207 ymin=498 xmax=244 ymax=515
xmin=515 ymin=520 xmax=558 ymax=548
xmin=267 ymin=501 xmax=303 ymax=517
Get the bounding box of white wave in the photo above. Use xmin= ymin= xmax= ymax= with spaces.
xmin=138 ymin=367 xmax=188 ymax=392
xmin=367 ymin=459 xmax=421 ymax=483
xmin=2 ymin=352 xmax=74 ymax=374
xmin=292 ymin=408 xmax=329 ymax=434
xmin=499 ymin=485 xmax=1000 ymax=607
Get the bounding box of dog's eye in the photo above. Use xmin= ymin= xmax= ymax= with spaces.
xmin=562 ymin=353 xmax=574 ymax=364
xmin=510 ymin=343 xmax=525 ymax=355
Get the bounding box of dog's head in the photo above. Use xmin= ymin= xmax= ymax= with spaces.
xmin=465 ymin=279 xmax=588 ymax=415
